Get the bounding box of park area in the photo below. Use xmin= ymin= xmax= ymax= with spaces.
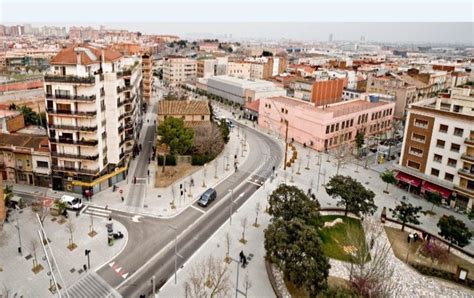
xmin=385 ymin=226 xmax=474 ymax=287
xmin=318 ymin=215 xmax=366 ymax=263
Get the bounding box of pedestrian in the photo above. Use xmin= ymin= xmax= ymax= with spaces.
xmin=239 ymin=251 xmax=245 ymax=263
xmin=83 ymin=264 xmax=87 ymax=272
xmin=242 ymin=254 xmax=247 ymax=267
xmin=121 ymin=196 xmax=124 ymax=202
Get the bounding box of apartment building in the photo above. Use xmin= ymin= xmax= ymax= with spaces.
xmin=162 ymin=55 xmax=197 ymax=86
xmin=396 ymin=88 xmax=474 ymax=211
xmin=142 ymin=53 xmax=153 ymax=103
xmin=0 ymin=133 xmax=51 ymax=187
xmin=45 ymin=44 xmax=143 ymax=194
xmin=197 ymin=58 xmax=217 ymax=78
xmin=258 ymin=96 xmax=395 ymax=152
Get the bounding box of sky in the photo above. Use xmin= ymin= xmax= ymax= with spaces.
xmin=1 ymin=0 xmax=473 ymax=43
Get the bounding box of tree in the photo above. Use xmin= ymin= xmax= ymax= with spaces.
xmin=218 ymin=120 xmax=230 ymax=144
xmin=17 ymin=106 xmax=39 ymax=126
xmin=30 ymin=239 xmax=41 ymax=272
xmin=380 ymin=170 xmax=397 ymax=194
xmin=425 ymin=191 xmax=443 ymax=213
xmin=437 ymin=215 xmax=472 ymax=252
xmin=264 ymin=218 xmax=330 ymax=296
xmin=253 ymin=202 xmax=261 ymax=227
xmin=268 ymin=184 xmax=321 ymax=225
xmin=157 ymin=117 xmax=194 ymax=155
xmin=325 ymin=175 xmax=377 ymax=217
xmin=240 ymin=217 xmax=248 ymax=244
xmin=53 ymin=199 xmax=67 ymax=216
xmin=65 ymin=220 xmax=76 ymax=250
xmin=224 ymin=233 xmax=231 ymax=263
xmin=3 ymin=185 xmax=13 ymax=206
xmin=419 ymin=239 xmax=448 ymax=268
xmin=193 ymin=123 xmax=224 ymax=157
xmin=389 ymin=201 xmax=423 ymax=231
xmin=355 ymin=132 xmax=365 ymax=156
xmin=183 ymin=255 xmax=231 ymax=298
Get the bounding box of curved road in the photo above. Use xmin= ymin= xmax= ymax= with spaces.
xmin=90 ymin=122 xmax=283 ymax=297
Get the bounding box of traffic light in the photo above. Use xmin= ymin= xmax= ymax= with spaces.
xmin=85 ymin=249 xmax=91 ymax=256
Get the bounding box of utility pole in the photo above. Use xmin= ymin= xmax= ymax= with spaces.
xmin=283 ymin=119 xmax=289 ymax=171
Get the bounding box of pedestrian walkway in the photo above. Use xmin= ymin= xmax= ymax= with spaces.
xmin=0 ymin=208 xmax=126 ymax=297
xmin=67 ymin=272 xmax=121 ymax=298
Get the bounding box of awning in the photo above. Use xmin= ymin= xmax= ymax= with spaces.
xmin=422 ymin=181 xmax=452 ymax=199
xmin=396 ymin=172 xmax=422 ymax=187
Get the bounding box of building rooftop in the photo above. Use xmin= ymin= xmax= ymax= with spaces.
xmin=0 ymin=133 xmax=49 ymax=152
xmin=207 ymin=75 xmax=282 ymax=92
xmin=158 ymin=100 xmax=210 ymax=116
xmin=50 ymin=44 xmax=122 ymax=65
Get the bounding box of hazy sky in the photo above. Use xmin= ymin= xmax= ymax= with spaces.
xmin=1 ymin=0 xmax=473 ymax=43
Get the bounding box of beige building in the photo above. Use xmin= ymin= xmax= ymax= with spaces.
xmin=45 ymin=44 xmax=143 ymax=194
xmin=396 ymin=87 xmax=474 ymax=211
xmin=162 ymin=55 xmax=197 ymax=86
xmin=142 ymin=53 xmax=153 ymax=103
xmin=197 ymin=58 xmax=217 ymax=78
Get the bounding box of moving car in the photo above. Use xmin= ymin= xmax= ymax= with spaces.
xmin=60 ymin=195 xmax=83 ymax=210
xmin=197 ymin=188 xmax=217 ymax=207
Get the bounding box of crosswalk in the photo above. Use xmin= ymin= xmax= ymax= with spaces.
xmin=66 ymin=272 xmax=121 ymax=298
xmin=83 ymin=205 xmax=112 ymax=219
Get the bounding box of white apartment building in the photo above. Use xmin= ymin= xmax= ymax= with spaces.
xmin=162 ymin=55 xmax=197 ymax=86
xmin=396 ymin=88 xmax=474 ymax=211
xmin=45 ymin=44 xmax=143 ymax=194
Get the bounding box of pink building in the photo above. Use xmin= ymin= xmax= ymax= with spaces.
xmin=258 ymin=96 xmax=395 ymax=151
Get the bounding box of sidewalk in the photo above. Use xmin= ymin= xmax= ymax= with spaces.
xmin=0 ymin=208 xmax=126 ymax=297
xmin=86 ymin=128 xmax=249 ymax=218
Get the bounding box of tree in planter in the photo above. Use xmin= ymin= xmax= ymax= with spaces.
xmin=183 ymin=255 xmax=231 ymax=297
xmin=325 ymin=175 xmax=377 ymax=218
xmin=157 ymin=117 xmax=194 ymax=155
xmin=425 ymin=191 xmax=443 ymax=213
xmin=389 ymin=201 xmax=423 ymax=232
xmin=240 ymin=217 xmax=248 ymax=244
xmin=30 ymin=239 xmax=43 ymax=273
xmin=65 ymin=220 xmax=77 ymax=250
xmin=355 ymin=132 xmax=365 ymax=157
xmin=54 ymin=199 xmax=67 ymax=216
xmin=253 ymin=202 xmax=261 ymax=228
xmin=264 ymin=218 xmax=330 ymax=296
xmin=268 ymin=184 xmax=321 ymax=225
xmin=437 ymin=215 xmax=472 ymax=252
xmin=380 ymin=170 xmax=397 ymax=194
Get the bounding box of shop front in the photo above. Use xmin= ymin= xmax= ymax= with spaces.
xmin=395 ymin=171 xmax=422 ymax=195
xmin=421 ymin=181 xmax=453 ymax=207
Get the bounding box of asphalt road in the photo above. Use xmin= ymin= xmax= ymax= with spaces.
xmin=94 ymin=122 xmax=283 ymax=297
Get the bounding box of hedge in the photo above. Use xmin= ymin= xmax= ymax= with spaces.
xmin=157 ymin=155 xmax=177 ymax=166
xmin=191 ymin=154 xmax=215 ymax=166
xmin=410 ymin=263 xmax=474 ymax=289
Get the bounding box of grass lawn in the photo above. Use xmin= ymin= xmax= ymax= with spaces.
xmin=385 ymin=227 xmax=474 ymax=281
xmin=155 ymin=163 xmax=201 ymax=188
xmin=318 ymin=215 xmax=366 ymax=263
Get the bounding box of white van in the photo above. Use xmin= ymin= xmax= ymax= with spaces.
xmin=60 ymin=195 xmax=83 ymax=210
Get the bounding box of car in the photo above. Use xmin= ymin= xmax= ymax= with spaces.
xmin=60 ymin=195 xmax=83 ymax=210
xmin=197 ymin=188 xmax=217 ymax=207
xmin=226 ymin=119 xmax=235 ymax=128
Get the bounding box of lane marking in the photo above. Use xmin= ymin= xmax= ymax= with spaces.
xmin=248 ymin=180 xmax=262 ymax=187
xmin=190 ymin=205 xmax=205 ymax=214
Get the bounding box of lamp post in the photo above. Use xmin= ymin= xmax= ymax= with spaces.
xmin=85 ymin=249 xmax=91 ymax=270
xmin=14 ymin=209 xmax=23 ymax=255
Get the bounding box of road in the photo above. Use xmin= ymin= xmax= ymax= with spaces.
xmin=92 ymin=122 xmax=283 ymax=297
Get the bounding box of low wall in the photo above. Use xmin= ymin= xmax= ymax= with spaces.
xmin=0 ymin=78 xmax=44 ymax=93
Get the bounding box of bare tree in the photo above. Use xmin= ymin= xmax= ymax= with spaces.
xmin=225 ymin=233 xmax=231 ymax=263
xmin=345 ymin=218 xmax=400 ymax=297
xmin=183 ymin=255 xmax=231 ymax=298
xmin=240 ymin=217 xmax=248 ymax=244
xmin=253 ymin=202 xmax=261 ymax=228
xmin=30 ymin=239 xmax=39 ymax=270
xmin=193 ymin=123 xmax=224 ymax=156
xmin=65 ymin=220 xmax=76 ymax=250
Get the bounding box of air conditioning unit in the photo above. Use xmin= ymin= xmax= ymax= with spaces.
xmin=67 ymin=177 xmax=73 ymax=182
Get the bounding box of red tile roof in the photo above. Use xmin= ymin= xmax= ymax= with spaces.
xmin=244 ymin=99 xmax=260 ymax=112
xmin=158 ymin=100 xmax=210 ymax=116
xmin=50 ymin=44 xmax=122 ymax=65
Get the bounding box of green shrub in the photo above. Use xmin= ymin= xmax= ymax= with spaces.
xmin=191 ymin=154 xmax=215 ymax=166
xmin=410 ymin=263 xmax=474 ymax=288
xmin=157 ymin=155 xmax=177 ymax=166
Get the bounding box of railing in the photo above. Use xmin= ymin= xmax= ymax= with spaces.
xmin=51 ymin=165 xmax=99 ymax=175
xmin=414 ymin=122 xmax=428 ymax=129
xmin=44 ymin=75 xmax=95 ymax=84
xmin=49 ymin=137 xmax=98 ymax=146
xmin=46 ymin=109 xmax=97 ymax=117
xmin=458 ymin=169 xmax=474 ymax=179
xmin=48 ymin=124 xmax=98 ymax=132
xmin=461 ymin=153 xmax=474 ymax=163
xmin=45 ymin=93 xmax=96 ymax=101
xmin=51 ymin=152 xmax=99 ymax=160
xmin=465 ymin=137 xmax=474 ymax=146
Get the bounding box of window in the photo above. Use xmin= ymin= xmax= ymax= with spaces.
xmin=439 ymin=124 xmax=448 ymax=133
xmin=409 ymin=147 xmax=423 ymax=157
xmin=37 ymin=161 xmax=49 ymax=168
xmin=447 ymin=158 xmax=457 ymax=168
xmin=414 ymin=119 xmax=428 ymax=129
xmin=326 ymin=126 xmax=330 ymax=134
xmin=454 ymin=128 xmax=464 ymax=137
xmin=444 ymin=173 xmax=454 ymax=182
xmin=201 ymin=115 xmax=205 ymax=120
xmin=450 ymin=143 xmax=460 ymax=153
xmin=431 ymin=168 xmax=439 ymax=177
xmin=335 ymin=123 xmax=339 ymax=131
xmin=433 ymin=154 xmax=442 ymax=163
xmin=330 ymin=124 xmax=334 ymax=133
xmin=407 ymin=160 xmax=420 ymax=170
xmin=342 ymin=121 xmax=345 ymax=129
xmin=281 ymin=108 xmax=284 ymax=113
xmin=26 ymin=160 xmax=30 ymax=167
xmin=436 ymin=139 xmax=445 ymax=148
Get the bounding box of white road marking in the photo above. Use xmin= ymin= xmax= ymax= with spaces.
xmin=190 ymin=205 xmax=205 ymax=214
xmin=131 ymin=215 xmax=143 ymax=223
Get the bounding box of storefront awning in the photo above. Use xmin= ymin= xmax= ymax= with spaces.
xmin=422 ymin=181 xmax=452 ymax=199
xmin=396 ymin=172 xmax=422 ymax=187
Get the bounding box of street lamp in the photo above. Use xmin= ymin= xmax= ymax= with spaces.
xmin=85 ymin=249 xmax=91 ymax=270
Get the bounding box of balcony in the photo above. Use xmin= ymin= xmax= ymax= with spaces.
xmin=46 ymin=109 xmax=97 ymax=117
xmin=45 ymin=75 xmax=95 ymax=84
xmin=465 ymin=137 xmax=474 ymax=146
xmin=454 ymin=184 xmax=474 ymax=196
xmin=117 ymin=85 xmax=132 ymax=93
xmin=461 ymin=154 xmax=474 ymax=163
xmin=48 ymin=124 xmax=98 ymax=132
xmin=51 ymin=165 xmax=100 ymax=175
xmin=49 ymin=137 xmax=98 ymax=147
xmin=118 ymin=126 xmax=124 ymax=134
xmin=46 ymin=93 xmax=96 ymax=102
xmin=458 ymin=169 xmax=474 ymax=180
xmin=117 ymin=69 xmax=132 ymax=78
xmin=51 ymin=152 xmax=99 ymax=161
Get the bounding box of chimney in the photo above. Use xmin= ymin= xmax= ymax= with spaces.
xmin=76 ymin=52 xmax=81 ymax=65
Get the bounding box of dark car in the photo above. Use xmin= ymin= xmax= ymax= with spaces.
xmin=197 ymin=188 xmax=217 ymax=207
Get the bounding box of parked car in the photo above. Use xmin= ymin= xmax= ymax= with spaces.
xmin=60 ymin=195 xmax=83 ymax=210
xmin=197 ymin=188 xmax=217 ymax=207
xmin=226 ymin=119 xmax=235 ymax=128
